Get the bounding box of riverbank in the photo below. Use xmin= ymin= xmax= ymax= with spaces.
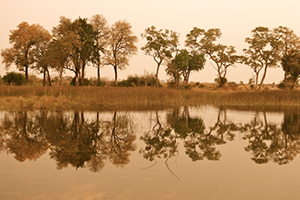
xmin=0 ymin=86 xmax=300 ymax=110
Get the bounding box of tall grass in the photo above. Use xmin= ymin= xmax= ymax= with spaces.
xmin=0 ymin=86 xmax=300 ymax=110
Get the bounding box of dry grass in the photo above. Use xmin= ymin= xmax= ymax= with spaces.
xmin=0 ymin=86 xmax=300 ymax=110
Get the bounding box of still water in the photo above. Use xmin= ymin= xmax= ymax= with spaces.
xmin=1 ymin=106 xmax=300 ymax=200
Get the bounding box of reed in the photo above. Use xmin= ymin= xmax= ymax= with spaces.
xmin=0 ymin=86 xmax=300 ymax=110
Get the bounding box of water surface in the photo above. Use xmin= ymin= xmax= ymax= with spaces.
xmin=1 ymin=106 xmax=300 ymax=200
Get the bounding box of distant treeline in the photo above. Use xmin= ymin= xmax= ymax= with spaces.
xmin=1 ymin=14 xmax=300 ymax=89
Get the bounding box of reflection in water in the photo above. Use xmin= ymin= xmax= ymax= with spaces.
xmin=1 ymin=111 xmax=49 ymax=162
xmin=1 ymin=107 xmax=300 ymax=172
xmin=0 ymin=110 xmax=136 ymax=172
xmin=167 ymin=107 xmax=238 ymax=161
xmin=240 ymin=111 xmax=300 ymax=165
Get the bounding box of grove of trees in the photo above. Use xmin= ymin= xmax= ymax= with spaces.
xmin=2 ymin=14 xmax=300 ymax=89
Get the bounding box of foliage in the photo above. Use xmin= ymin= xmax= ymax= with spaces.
xmin=281 ymin=50 xmax=300 ymax=88
xmin=227 ymin=82 xmax=238 ymax=90
xmin=243 ymin=26 xmax=300 ymax=90
xmin=117 ymin=74 xmax=156 ymax=87
xmin=89 ymin=14 xmax=109 ymax=84
xmin=185 ymin=27 xmax=239 ymax=87
xmin=70 ymin=77 xmax=91 ymax=86
xmin=1 ymin=22 xmax=51 ymax=82
xmin=167 ymin=49 xmax=205 ymax=85
xmin=2 ymin=72 xmax=26 ymax=86
xmin=105 ymin=20 xmax=138 ymax=86
xmin=214 ymin=77 xmax=227 ymax=87
xmin=141 ymin=26 xmax=179 ymax=86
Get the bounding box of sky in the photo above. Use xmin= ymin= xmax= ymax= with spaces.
xmin=1 ymin=0 xmax=300 ymax=84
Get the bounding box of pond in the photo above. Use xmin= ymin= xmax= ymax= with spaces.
xmin=0 ymin=106 xmax=300 ymax=200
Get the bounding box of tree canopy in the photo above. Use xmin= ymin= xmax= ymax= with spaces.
xmin=2 ymin=16 xmax=300 ymax=88
xmin=1 ymin=22 xmax=51 ymax=82
xmin=105 ymin=20 xmax=138 ymax=86
xmin=141 ymin=26 xmax=179 ymax=86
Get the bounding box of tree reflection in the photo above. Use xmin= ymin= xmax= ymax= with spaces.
xmin=0 ymin=111 xmax=49 ymax=162
xmin=140 ymin=111 xmax=178 ymax=162
xmin=2 ymin=108 xmax=300 ymax=169
xmin=42 ymin=111 xmax=136 ymax=171
xmin=140 ymin=111 xmax=179 ymax=178
xmin=167 ymin=107 xmax=237 ymax=161
xmin=40 ymin=110 xmax=102 ymax=170
xmin=240 ymin=112 xmax=300 ymax=165
xmin=102 ymin=112 xmax=136 ymax=167
xmin=0 ymin=110 xmax=136 ymax=172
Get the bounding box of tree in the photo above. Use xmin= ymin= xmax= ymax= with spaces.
xmin=51 ymin=16 xmax=81 ymax=86
xmin=76 ymin=17 xmax=97 ymax=85
xmin=170 ymin=49 xmax=205 ymax=84
xmin=1 ymin=22 xmax=51 ymax=82
xmin=90 ymin=14 xmax=109 ymax=85
xmin=141 ymin=26 xmax=179 ymax=86
xmin=33 ymin=32 xmax=52 ymax=86
xmin=105 ymin=20 xmax=138 ymax=86
xmin=281 ymin=50 xmax=300 ymax=88
xmin=273 ymin=26 xmax=300 ymax=81
xmin=51 ymin=16 xmax=97 ymax=86
xmin=243 ymin=26 xmax=282 ymax=90
xmin=185 ymin=28 xmax=238 ymax=87
xmin=44 ymin=37 xmax=69 ymax=86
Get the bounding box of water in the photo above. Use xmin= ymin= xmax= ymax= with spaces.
xmin=1 ymin=106 xmax=300 ymax=200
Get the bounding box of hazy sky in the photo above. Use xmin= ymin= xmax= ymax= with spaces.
xmin=1 ymin=0 xmax=300 ymax=83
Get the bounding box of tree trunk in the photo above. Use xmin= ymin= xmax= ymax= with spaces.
xmin=155 ymin=62 xmax=161 ymax=87
xmin=46 ymin=68 xmax=52 ymax=86
xmin=255 ymin=72 xmax=259 ymax=90
xmin=81 ymin=62 xmax=86 ymax=86
xmin=258 ymin=65 xmax=268 ymax=90
xmin=97 ymin=64 xmax=101 ymax=85
xmin=114 ymin=65 xmax=118 ymax=87
xmin=75 ymin=72 xmax=79 ymax=87
xmin=43 ymin=69 xmax=46 ymax=87
xmin=25 ymin=65 xmax=29 ymax=84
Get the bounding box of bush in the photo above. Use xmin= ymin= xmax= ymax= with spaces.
xmin=277 ymin=80 xmax=295 ymax=89
xmin=70 ymin=77 xmax=91 ymax=86
xmin=215 ymin=77 xmax=227 ymax=87
xmin=2 ymin=72 xmax=25 ymax=86
xmin=118 ymin=74 xmax=157 ymax=87
xmin=227 ymin=82 xmax=238 ymax=90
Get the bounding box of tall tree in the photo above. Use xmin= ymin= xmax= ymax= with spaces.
xmin=52 ymin=16 xmax=82 ymax=86
xmin=243 ymin=26 xmax=282 ymax=90
xmin=1 ymin=22 xmax=51 ymax=82
xmin=51 ymin=16 xmax=96 ymax=86
xmin=105 ymin=20 xmax=138 ymax=86
xmin=44 ymin=38 xmax=69 ymax=86
xmin=141 ymin=26 xmax=179 ymax=86
xmin=281 ymin=50 xmax=300 ymax=88
xmin=170 ymin=49 xmax=205 ymax=84
xmin=33 ymin=33 xmax=52 ymax=86
xmin=185 ymin=28 xmax=238 ymax=87
xmin=76 ymin=17 xmax=97 ymax=85
xmin=273 ymin=26 xmax=300 ymax=83
xmin=90 ymin=14 xmax=109 ymax=85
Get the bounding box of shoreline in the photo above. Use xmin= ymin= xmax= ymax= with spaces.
xmin=0 ymin=86 xmax=300 ymax=111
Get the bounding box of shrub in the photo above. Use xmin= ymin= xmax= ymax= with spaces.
xmin=277 ymin=80 xmax=295 ymax=89
xmin=118 ymin=74 xmax=157 ymax=87
xmin=227 ymin=82 xmax=238 ymax=90
xmin=215 ymin=77 xmax=227 ymax=87
xmin=70 ymin=77 xmax=91 ymax=86
xmin=2 ymin=72 xmax=25 ymax=86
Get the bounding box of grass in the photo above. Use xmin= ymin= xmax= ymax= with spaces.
xmin=0 ymin=86 xmax=300 ymax=110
